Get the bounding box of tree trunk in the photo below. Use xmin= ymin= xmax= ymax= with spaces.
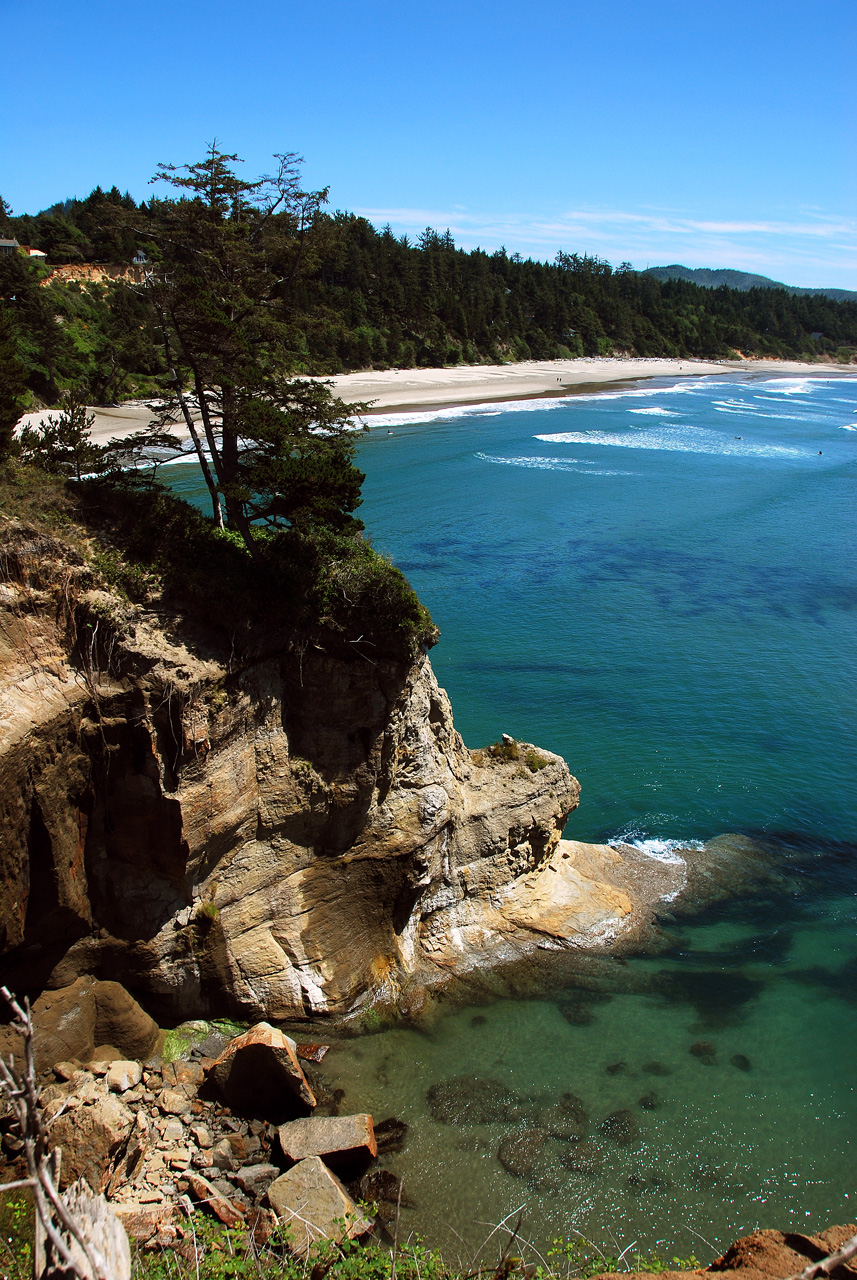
xmin=220 ymin=388 xmax=261 ymax=560
xmin=154 ymin=303 xmax=223 ymax=527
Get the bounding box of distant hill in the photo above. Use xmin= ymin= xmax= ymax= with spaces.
xmin=644 ymin=264 xmax=857 ymax=304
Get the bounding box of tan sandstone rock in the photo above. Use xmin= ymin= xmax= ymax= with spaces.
xmin=267 ymin=1156 xmax=372 ymax=1257
xmin=1 ymin=522 xmax=707 ymax=1029
xmin=48 ymin=1092 xmax=134 ymax=1191
xmin=107 ymin=1060 xmax=143 ymax=1093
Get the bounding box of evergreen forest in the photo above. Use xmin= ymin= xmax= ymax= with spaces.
xmin=3 ymin=178 xmax=857 ymax=414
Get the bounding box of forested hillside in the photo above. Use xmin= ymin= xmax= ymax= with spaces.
xmin=2 ymin=183 xmax=856 ymax=410
xmin=644 ymin=263 xmax=857 ymax=303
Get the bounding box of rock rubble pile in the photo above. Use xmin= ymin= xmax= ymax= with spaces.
xmin=0 ymin=1016 xmax=411 ymax=1259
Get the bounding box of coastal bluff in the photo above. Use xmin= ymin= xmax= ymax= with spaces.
xmin=1 ymin=521 xmax=684 ymax=1025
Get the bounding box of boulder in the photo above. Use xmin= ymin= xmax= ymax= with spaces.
xmin=0 ymin=977 xmax=96 ymax=1071
xmin=278 ymin=1114 xmax=377 ymax=1169
xmin=296 ymin=1044 xmax=330 ymax=1063
xmin=159 ymin=1089 xmax=193 ymax=1117
xmin=162 ymin=1060 xmax=204 ymax=1091
xmin=267 ymin=1156 xmax=371 ymax=1258
xmin=210 ymin=1023 xmax=316 ymax=1118
xmin=112 ymin=1203 xmax=180 ymax=1245
xmin=92 ymin=983 xmax=159 ymax=1060
xmin=48 ymin=1093 xmax=134 ymax=1190
xmin=0 ymin=978 xmax=158 ymax=1073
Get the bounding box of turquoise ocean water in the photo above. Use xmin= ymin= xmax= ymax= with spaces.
xmin=167 ymin=372 xmax=857 ymax=1262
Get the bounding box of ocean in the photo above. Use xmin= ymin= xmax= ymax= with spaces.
xmin=166 ymin=371 xmax=857 ymax=1263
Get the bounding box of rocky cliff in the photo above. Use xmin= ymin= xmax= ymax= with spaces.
xmin=0 ymin=521 xmax=686 ymax=1026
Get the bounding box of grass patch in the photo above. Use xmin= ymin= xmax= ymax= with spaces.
xmin=524 ymin=748 xmax=550 ymax=773
xmin=0 ymin=1195 xmax=703 ymax=1280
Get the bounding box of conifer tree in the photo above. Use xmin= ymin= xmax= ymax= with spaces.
xmin=144 ymin=144 xmax=366 ymax=554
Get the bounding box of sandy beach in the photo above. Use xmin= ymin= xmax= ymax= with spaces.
xmin=17 ymin=356 xmax=855 ymax=445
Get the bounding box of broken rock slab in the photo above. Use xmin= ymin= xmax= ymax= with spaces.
xmin=267 ymin=1156 xmax=372 ymax=1259
xmin=185 ymin=1173 xmax=245 ymax=1229
xmin=210 ymin=1023 xmax=316 ymax=1119
xmin=278 ymin=1114 xmax=377 ymax=1170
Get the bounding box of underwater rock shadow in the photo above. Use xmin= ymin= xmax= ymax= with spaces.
xmin=788 ymin=953 xmax=857 ymax=1007
xmin=648 ymin=967 xmax=766 ymax=1029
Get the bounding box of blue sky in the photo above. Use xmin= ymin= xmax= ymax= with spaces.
xmin=3 ymin=0 xmax=855 ymax=288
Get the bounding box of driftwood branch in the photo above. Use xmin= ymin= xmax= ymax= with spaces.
xmin=785 ymin=1232 xmax=857 ymax=1280
xmin=0 ymin=986 xmax=130 ymax=1280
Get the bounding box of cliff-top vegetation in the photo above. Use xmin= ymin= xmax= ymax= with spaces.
xmin=1 ymin=148 xmax=435 ymax=653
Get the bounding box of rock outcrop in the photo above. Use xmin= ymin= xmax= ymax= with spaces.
xmin=0 ymin=523 xmax=687 ymax=1025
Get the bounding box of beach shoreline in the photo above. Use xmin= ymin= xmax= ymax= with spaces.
xmin=326 ymin=355 xmax=852 ymax=416
xmin=16 ymin=356 xmax=855 ymax=444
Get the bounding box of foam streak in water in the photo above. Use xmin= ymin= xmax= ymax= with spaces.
xmin=476 ymin=452 xmax=634 ymax=475
xmin=534 ymin=426 xmax=804 ymax=458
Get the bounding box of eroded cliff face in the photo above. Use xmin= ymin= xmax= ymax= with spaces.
xmin=1 ymin=525 xmax=596 ymax=1023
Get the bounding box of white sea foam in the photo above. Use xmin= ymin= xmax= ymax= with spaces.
xmin=362 ymin=396 xmax=570 ymax=429
xmin=607 ymin=833 xmax=702 ymax=900
xmin=534 ymin=425 xmax=804 ymax=458
xmin=840 ymin=424 xmax=857 ymax=431
xmin=474 ymin=452 xmax=634 ymax=475
xmin=712 ymin=398 xmax=822 ymax=423
xmin=628 ymin=406 xmax=683 ymax=416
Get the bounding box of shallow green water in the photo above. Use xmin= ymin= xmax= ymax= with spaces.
xmin=167 ymin=372 xmax=857 ymax=1259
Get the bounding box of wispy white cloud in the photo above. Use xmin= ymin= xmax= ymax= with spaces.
xmin=352 ymin=203 xmax=857 ymax=289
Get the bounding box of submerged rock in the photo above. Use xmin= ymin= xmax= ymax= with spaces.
xmin=426 ymin=1076 xmax=529 ymax=1125
xmin=641 ymin=1060 xmax=672 ymax=1076
xmin=730 ymin=1053 xmax=752 ymax=1071
xmin=605 ymin=1061 xmax=627 ymax=1076
xmin=561 ymin=1141 xmax=602 ymax=1176
xmin=497 ymin=1128 xmax=547 ymax=1176
xmin=558 ymin=1000 xmax=596 ymax=1026
xmin=598 ymin=1109 xmax=639 ymax=1146
xmin=637 ymin=1091 xmax=661 ymax=1110
xmin=689 ymin=1039 xmax=717 ymax=1059
xmin=351 ymin=1169 xmax=415 ymax=1209
xmin=540 ymin=1092 xmax=588 ymax=1139
xmin=374 ymin=1116 xmax=408 ymax=1152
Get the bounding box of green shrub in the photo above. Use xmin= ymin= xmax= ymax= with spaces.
xmin=524 ymin=748 xmax=550 ymax=773
xmin=74 ymin=480 xmax=435 ymax=657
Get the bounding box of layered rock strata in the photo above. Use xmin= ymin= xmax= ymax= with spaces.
xmin=0 ymin=525 xmax=683 ymax=1024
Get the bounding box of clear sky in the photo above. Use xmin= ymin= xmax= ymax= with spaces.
xmin=3 ymin=0 xmax=855 ymax=288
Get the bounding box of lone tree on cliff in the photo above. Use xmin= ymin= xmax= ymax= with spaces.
xmin=144 ymin=143 xmax=366 ymax=552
